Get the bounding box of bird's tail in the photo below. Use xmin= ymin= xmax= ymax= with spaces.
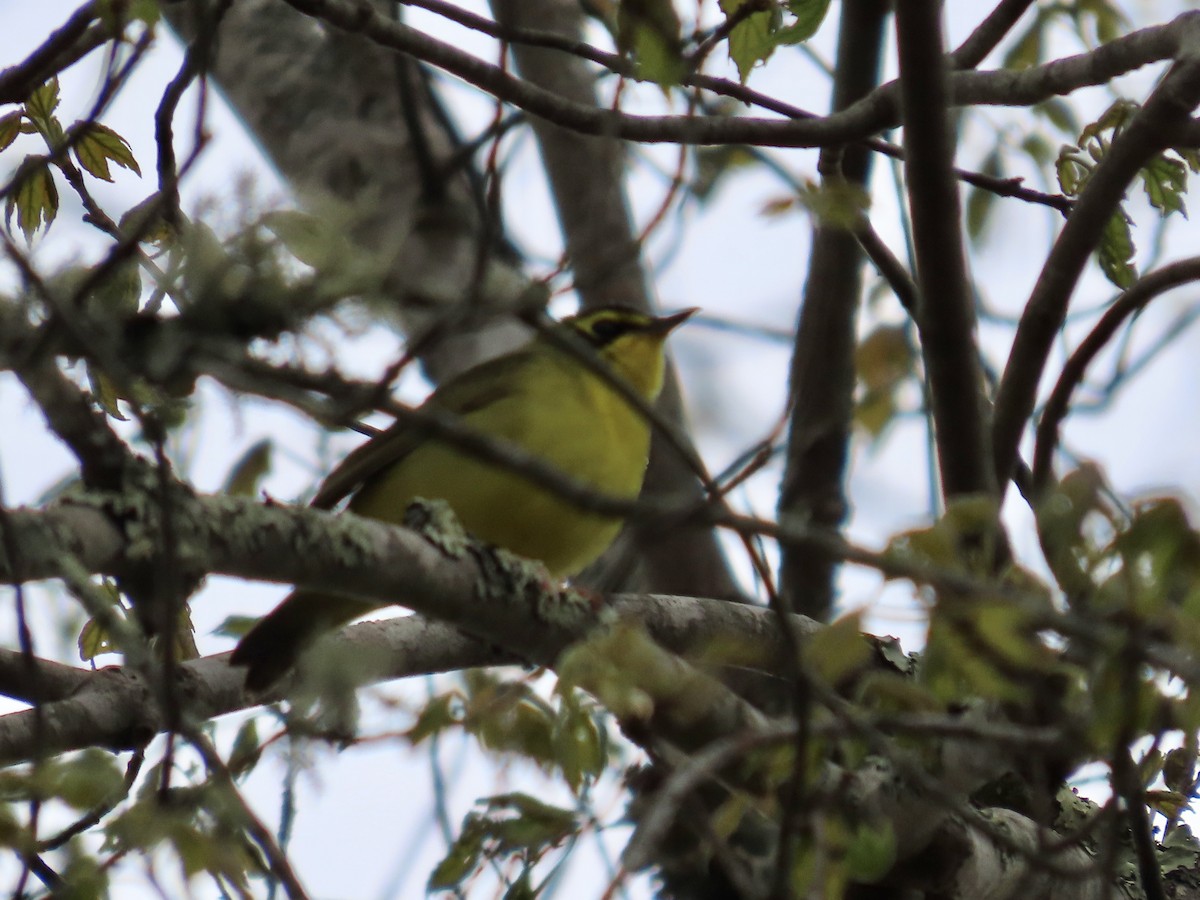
xmin=230 ymin=590 xmax=377 ymax=692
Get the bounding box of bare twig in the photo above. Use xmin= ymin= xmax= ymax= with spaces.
xmin=1031 ymin=257 xmax=1200 ymax=492
xmin=950 ymin=0 xmax=1037 ymax=69
xmin=0 ymin=2 xmax=110 ymax=105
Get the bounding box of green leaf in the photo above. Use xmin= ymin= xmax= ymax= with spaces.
xmin=857 ymin=671 xmax=943 ymax=715
xmin=77 ymin=582 xmax=126 ymax=662
xmin=1035 ymin=463 xmax=1107 ymax=599
xmin=1020 ymin=134 xmax=1055 ymax=169
xmin=78 ymin=618 xmax=117 ymax=661
xmin=86 ymin=362 xmax=128 ymax=420
xmin=777 ymin=0 xmax=830 ymax=44
xmin=1079 ymin=99 xmax=1138 ymax=145
xmin=974 ymin=602 xmax=1054 ymax=670
xmin=1140 ymin=154 xmax=1188 ymax=218
xmin=503 ymin=870 xmax=536 ymax=900
xmin=96 ymin=0 xmax=161 ymax=31
xmin=1096 ymin=210 xmax=1135 ymax=289
xmin=1002 ymin=18 xmax=1043 ymax=70
xmin=260 ymin=209 xmax=354 ymax=271
xmin=856 ymin=325 xmax=912 ymax=393
xmin=1115 ymin=498 xmax=1200 ymax=617
xmin=617 ymin=0 xmax=684 ymax=86
xmin=796 ymin=179 xmax=870 ymax=229
xmin=553 ymin=692 xmax=606 ymax=791
xmin=1086 ymin=659 xmax=1160 ymax=750
xmin=119 ymin=192 xmax=176 ymax=245
xmin=885 ymin=495 xmax=1001 ymax=576
xmin=0 ymin=112 xmax=22 ymax=153
xmin=429 ymin=821 xmax=485 ymax=889
xmin=1034 ymin=98 xmax=1079 ymax=135
xmin=25 ymin=78 xmax=61 ymax=129
xmin=40 ymin=750 xmax=125 ymax=810
xmin=406 ymin=693 xmax=463 ymax=745
xmin=855 ymin=388 xmax=896 ymax=439
xmin=84 ymin=260 xmax=142 ymax=319
xmin=720 ymin=0 xmax=779 ymax=81
xmin=1146 ymin=789 xmax=1189 ymax=821
xmin=557 ymin=624 xmax=657 ymax=722
xmin=57 ymin=845 xmax=110 ymax=900
xmin=1072 ymin=0 xmax=1128 ymax=46
xmin=475 ymin=698 xmax=556 ymax=766
xmin=131 ymin=0 xmax=161 ymax=26
xmin=222 ymin=439 xmax=272 ymax=497
xmin=5 ymin=162 xmax=58 ymax=240
xmin=227 ymin=719 xmax=261 ymax=779
xmin=1178 ymin=147 xmax=1200 ymax=175
xmin=1056 ymin=149 xmax=1089 ymax=197
xmin=212 ymin=615 xmax=259 ymax=640
xmin=633 ymin=24 xmax=687 ymax=86
xmin=844 ymin=820 xmax=896 ymax=883
xmin=106 ymin=792 xmax=257 ymax=884
xmin=483 ymin=793 xmax=578 ymax=850
xmin=73 ymin=122 xmax=141 ymax=182
xmin=924 ymin=608 xmax=1027 ymax=704
xmin=807 ymin=612 xmax=872 ymax=686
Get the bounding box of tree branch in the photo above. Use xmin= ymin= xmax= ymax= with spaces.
xmin=163 ymin=0 xmax=533 ymax=386
xmin=0 ymin=497 xmax=779 ymax=761
xmin=778 ymin=0 xmax=888 ymax=621
xmin=2 ymin=316 xmax=133 ymax=493
xmin=0 ymin=2 xmax=111 ymax=105
xmin=274 ymin=0 xmax=1199 ymax=149
xmin=897 ymin=0 xmax=995 ymax=501
xmin=950 ymin=0 xmax=1037 ymax=70
xmin=1031 ymin=256 xmax=1200 ymax=492
xmin=992 ymin=32 xmax=1200 ymax=494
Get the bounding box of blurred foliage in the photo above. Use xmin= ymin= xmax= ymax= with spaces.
xmin=5 ymin=0 xmax=1200 ymax=897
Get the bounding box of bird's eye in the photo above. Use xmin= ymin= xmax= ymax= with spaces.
xmin=588 ymin=318 xmax=631 ymax=344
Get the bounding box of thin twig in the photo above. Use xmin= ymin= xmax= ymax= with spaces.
xmin=1031 ymin=257 xmax=1200 ymax=492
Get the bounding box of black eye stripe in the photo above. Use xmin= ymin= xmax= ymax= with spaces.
xmin=587 ymin=317 xmax=639 ymax=345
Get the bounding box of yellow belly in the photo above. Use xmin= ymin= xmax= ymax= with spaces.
xmin=349 ymin=355 xmax=651 ymax=577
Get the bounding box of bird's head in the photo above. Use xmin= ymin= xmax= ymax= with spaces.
xmin=560 ymin=305 xmax=697 ymax=400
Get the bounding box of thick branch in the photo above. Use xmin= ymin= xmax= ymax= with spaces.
xmin=778 ymin=0 xmax=888 ymax=619
xmin=950 ymin=0 xmax=1037 ymax=70
xmin=0 ymin=618 xmax=506 ymax=766
xmin=0 ymin=2 xmax=111 ymax=105
xmin=897 ymin=0 xmax=994 ymax=500
xmin=0 ymin=497 xmax=776 ymax=761
xmin=0 ymin=501 xmax=1129 ymax=898
xmin=901 ymin=808 xmax=1103 ymax=898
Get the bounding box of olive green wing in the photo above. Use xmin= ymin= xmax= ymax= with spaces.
xmin=309 ymin=349 xmax=533 ymax=510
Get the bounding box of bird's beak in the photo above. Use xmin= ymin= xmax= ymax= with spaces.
xmin=646 ymin=307 xmax=699 ymax=335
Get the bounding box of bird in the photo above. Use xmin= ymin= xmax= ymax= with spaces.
xmin=230 ymin=305 xmax=697 ymax=691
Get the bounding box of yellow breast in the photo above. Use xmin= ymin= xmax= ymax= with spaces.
xmin=348 ymin=349 xmax=652 ymax=577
